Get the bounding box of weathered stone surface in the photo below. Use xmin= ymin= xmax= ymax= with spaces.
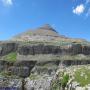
xmin=0 ymin=42 xmax=18 ymax=56
xmin=61 ymin=60 xmax=90 ymax=66
xmin=14 ymin=61 xmax=37 ymax=70
xmin=8 ymin=66 xmax=30 ymax=77
xmin=0 ymin=42 xmax=90 ymax=57
xmin=0 ymin=60 xmax=14 ymax=72
xmin=0 ymin=76 xmax=22 ymax=90
xmin=17 ymin=44 xmax=61 ymax=55
xmin=0 ymin=60 xmax=36 ymax=78
xmin=25 ymin=76 xmax=52 ymax=90
xmin=17 ymin=44 xmax=90 ymax=55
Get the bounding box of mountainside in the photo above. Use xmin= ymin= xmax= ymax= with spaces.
xmin=12 ymin=24 xmax=87 ymax=43
xmin=0 ymin=24 xmax=90 ymax=62
xmin=0 ymin=24 xmax=90 ymax=90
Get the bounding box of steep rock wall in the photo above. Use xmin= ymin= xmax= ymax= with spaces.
xmin=18 ymin=44 xmax=90 ymax=55
xmin=0 ymin=42 xmax=18 ymax=56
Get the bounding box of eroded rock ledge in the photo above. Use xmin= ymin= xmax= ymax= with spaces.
xmin=0 ymin=41 xmax=90 ymax=57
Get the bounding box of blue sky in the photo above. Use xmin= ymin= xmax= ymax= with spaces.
xmin=0 ymin=0 xmax=90 ymax=41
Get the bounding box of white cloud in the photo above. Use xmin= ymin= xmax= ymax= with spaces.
xmin=73 ymin=4 xmax=85 ymax=15
xmin=1 ymin=0 xmax=13 ymax=6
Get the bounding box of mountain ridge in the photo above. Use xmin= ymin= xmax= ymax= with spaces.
xmin=12 ymin=24 xmax=87 ymax=43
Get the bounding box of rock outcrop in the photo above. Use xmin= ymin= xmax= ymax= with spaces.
xmin=0 ymin=42 xmax=18 ymax=56
xmin=0 ymin=41 xmax=90 ymax=60
xmin=0 ymin=76 xmax=22 ymax=90
xmin=18 ymin=44 xmax=90 ymax=55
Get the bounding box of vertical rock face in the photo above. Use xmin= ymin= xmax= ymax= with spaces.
xmin=69 ymin=44 xmax=90 ymax=55
xmin=0 ymin=60 xmax=14 ymax=72
xmin=0 ymin=42 xmax=18 ymax=56
xmin=0 ymin=60 xmax=37 ymax=78
xmin=17 ymin=44 xmax=90 ymax=55
xmin=1 ymin=42 xmax=90 ymax=56
xmin=9 ymin=61 xmax=37 ymax=78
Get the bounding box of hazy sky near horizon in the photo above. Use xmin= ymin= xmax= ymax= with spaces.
xmin=0 ymin=0 xmax=90 ymax=41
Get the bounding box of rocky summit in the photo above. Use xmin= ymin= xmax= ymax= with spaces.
xmin=12 ymin=24 xmax=63 ymax=41
xmin=12 ymin=24 xmax=86 ymax=43
xmin=0 ymin=24 xmax=90 ymax=90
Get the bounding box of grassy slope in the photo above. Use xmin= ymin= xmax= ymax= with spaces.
xmin=3 ymin=52 xmax=17 ymax=62
xmin=74 ymin=67 xmax=90 ymax=86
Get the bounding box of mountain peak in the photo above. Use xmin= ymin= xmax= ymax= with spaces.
xmin=38 ymin=24 xmax=57 ymax=33
xmin=12 ymin=24 xmax=87 ymax=43
xmin=39 ymin=24 xmax=53 ymax=29
xmin=12 ymin=24 xmax=67 ymax=41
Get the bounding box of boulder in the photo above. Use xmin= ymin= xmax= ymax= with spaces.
xmin=25 ymin=76 xmax=52 ymax=90
xmin=8 ymin=66 xmax=30 ymax=78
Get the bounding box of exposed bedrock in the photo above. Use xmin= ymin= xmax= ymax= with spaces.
xmin=18 ymin=44 xmax=90 ymax=55
xmin=0 ymin=42 xmax=18 ymax=56
xmin=0 ymin=60 xmax=90 ymax=71
xmin=31 ymin=61 xmax=60 ymax=75
xmin=8 ymin=66 xmax=30 ymax=77
xmin=0 ymin=60 xmax=14 ymax=72
xmin=0 ymin=59 xmax=90 ymax=76
xmin=0 ymin=60 xmax=37 ymax=77
xmin=61 ymin=60 xmax=90 ymax=66
xmin=11 ymin=61 xmax=37 ymax=77
xmin=0 ymin=42 xmax=90 ymax=56
xmin=14 ymin=61 xmax=37 ymax=68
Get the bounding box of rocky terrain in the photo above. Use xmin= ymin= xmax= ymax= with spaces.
xmin=0 ymin=24 xmax=90 ymax=90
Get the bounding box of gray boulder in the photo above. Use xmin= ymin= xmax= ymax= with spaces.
xmin=8 ymin=66 xmax=30 ymax=78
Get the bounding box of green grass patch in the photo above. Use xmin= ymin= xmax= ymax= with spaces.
xmin=3 ymin=52 xmax=17 ymax=62
xmin=61 ymin=74 xmax=69 ymax=88
xmin=74 ymin=67 xmax=90 ymax=86
xmin=51 ymin=72 xmax=69 ymax=90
